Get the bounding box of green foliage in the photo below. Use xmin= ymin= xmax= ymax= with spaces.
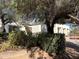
xmin=37 ymin=33 xmax=52 ymax=51
xmin=8 ymin=31 xmax=17 ymax=46
xmin=0 ymin=32 xmax=3 ymax=37
xmin=1 ymin=31 xmax=65 ymax=55
xmin=52 ymin=34 xmax=65 ymax=55
xmin=8 ymin=32 xmax=65 ymax=55
xmin=8 ymin=31 xmax=26 ymax=46
xmin=15 ymin=0 xmax=79 ymax=21
xmin=37 ymin=33 xmax=65 ymax=55
xmin=0 ymin=31 xmax=27 ymax=52
xmin=0 ymin=31 xmax=17 ymax=52
xmin=8 ymin=31 xmax=38 ymax=48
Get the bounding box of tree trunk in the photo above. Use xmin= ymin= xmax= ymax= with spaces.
xmin=45 ymin=10 xmax=55 ymax=34
xmin=50 ymin=16 xmax=58 ymax=34
xmin=45 ymin=18 xmax=56 ymax=34
xmin=45 ymin=19 xmax=52 ymax=34
xmin=45 ymin=10 xmax=52 ymax=34
xmin=50 ymin=12 xmax=70 ymax=34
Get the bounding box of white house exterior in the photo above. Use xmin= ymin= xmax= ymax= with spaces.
xmin=27 ymin=25 xmax=41 ymax=34
xmin=25 ymin=24 xmax=70 ymax=35
xmin=54 ymin=24 xmax=70 ymax=35
xmin=0 ymin=17 xmax=71 ymax=35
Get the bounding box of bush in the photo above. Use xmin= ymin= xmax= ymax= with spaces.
xmin=25 ymin=33 xmax=38 ymax=48
xmin=1 ymin=31 xmax=65 ymax=55
xmin=8 ymin=31 xmax=16 ymax=46
xmin=47 ymin=34 xmax=65 ymax=55
xmin=8 ymin=31 xmax=27 ymax=46
xmin=0 ymin=32 xmax=3 ymax=37
xmin=37 ymin=33 xmax=65 ymax=55
xmin=54 ymin=34 xmax=65 ymax=55
xmin=0 ymin=31 xmax=28 ymax=52
xmin=37 ymin=33 xmax=52 ymax=51
xmin=8 ymin=31 xmax=38 ymax=48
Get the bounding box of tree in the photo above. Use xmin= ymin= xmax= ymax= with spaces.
xmin=14 ymin=0 xmax=79 ymax=34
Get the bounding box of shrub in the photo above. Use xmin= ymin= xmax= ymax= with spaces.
xmin=47 ymin=34 xmax=65 ymax=55
xmin=37 ymin=33 xmax=52 ymax=51
xmin=25 ymin=33 xmax=38 ymax=48
xmin=53 ymin=34 xmax=65 ymax=55
xmin=37 ymin=33 xmax=65 ymax=55
xmin=8 ymin=31 xmax=27 ymax=46
xmin=1 ymin=31 xmax=66 ymax=55
xmin=0 ymin=31 xmax=28 ymax=52
xmin=8 ymin=31 xmax=38 ymax=48
xmin=0 ymin=32 xmax=3 ymax=37
xmin=0 ymin=31 xmax=16 ymax=52
xmin=8 ymin=31 xmax=16 ymax=46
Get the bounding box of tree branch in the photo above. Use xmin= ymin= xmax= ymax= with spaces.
xmin=68 ymin=14 xmax=79 ymax=23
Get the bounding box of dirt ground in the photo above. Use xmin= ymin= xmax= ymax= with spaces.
xmin=0 ymin=49 xmax=52 ymax=59
xmin=0 ymin=39 xmax=79 ymax=59
xmin=0 ymin=47 xmax=79 ymax=59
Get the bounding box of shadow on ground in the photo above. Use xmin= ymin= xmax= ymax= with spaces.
xmin=66 ymin=42 xmax=79 ymax=59
xmin=66 ymin=42 xmax=79 ymax=52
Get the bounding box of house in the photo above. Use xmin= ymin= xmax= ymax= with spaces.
xmin=0 ymin=17 xmax=71 ymax=35
xmin=26 ymin=24 xmax=41 ymax=34
xmin=24 ymin=23 xmax=70 ymax=35
xmin=54 ymin=24 xmax=70 ymax=35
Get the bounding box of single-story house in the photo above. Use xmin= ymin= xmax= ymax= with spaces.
xmin=54 ymin=24 xmax=70 ymax=35
xmin=24 ymin=23 xmax=70 ymax=35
